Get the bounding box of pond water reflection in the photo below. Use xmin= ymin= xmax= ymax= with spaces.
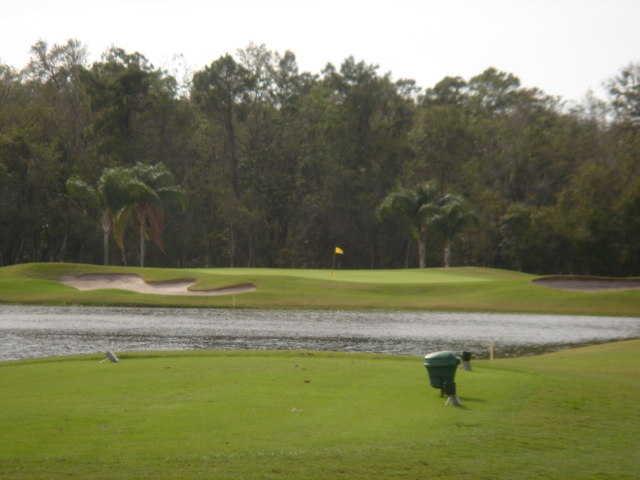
xmin=1 ymin=305 xmax=638 ymax=361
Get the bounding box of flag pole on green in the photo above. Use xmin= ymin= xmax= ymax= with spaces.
xmin=332 ymin=246 xmax=344 ymax=276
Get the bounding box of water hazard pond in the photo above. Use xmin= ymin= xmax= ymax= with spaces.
xmin=1 ymin=305 xmax=639 ymax=361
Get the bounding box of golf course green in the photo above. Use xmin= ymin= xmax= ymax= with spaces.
xmin=1 ymin=262 xmax=640 ymax=315
xmin=1 ymin=341 xmax=639 ymax=479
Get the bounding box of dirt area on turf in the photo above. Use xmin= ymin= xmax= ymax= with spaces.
xmin=533 ymin=276 xmax=640 ymax=291
xmin=60 ymin=274 xmax=256 ymax=296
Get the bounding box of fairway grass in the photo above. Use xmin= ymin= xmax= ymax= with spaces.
xmin=1 ymin=341 xmax=639 ymax=479
xmin=1 ymin=262 xmax=640 ymax=315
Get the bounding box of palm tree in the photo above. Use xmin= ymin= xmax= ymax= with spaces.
xmin=117 ymin=163 xmax=185 ymax=267
xmin=431 ymin=193 xmax=475 ymax=268
xmin=66 ymin=167 xmax=136 ymax=265
xmin=67 ymin=163 xmax=184 ymax=267
xmin=378 ymin=182 xmax=440 ymax=268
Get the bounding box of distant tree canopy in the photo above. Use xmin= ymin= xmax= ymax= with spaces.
xmin=1 ymin=40 xmax=639 ymax=275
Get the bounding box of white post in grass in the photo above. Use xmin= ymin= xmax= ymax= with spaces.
xmin=461 ymin=351 xmax=472 ymax=371
xmin=105 ymin=351 xmax=119 ymax=363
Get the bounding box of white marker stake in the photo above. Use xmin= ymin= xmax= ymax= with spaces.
xmin=105 ymin=351 xmax=119 ymax=363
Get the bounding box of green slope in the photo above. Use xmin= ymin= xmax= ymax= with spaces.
xmin=1 ymin=341 xmax=639 ymax=479
xmin=0 ymin=262 xmax=639 ymax=315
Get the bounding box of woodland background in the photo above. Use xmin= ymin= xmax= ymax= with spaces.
xmin=1 ymin=40 xmax=639 ymax=274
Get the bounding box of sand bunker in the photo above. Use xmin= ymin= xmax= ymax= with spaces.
xmin=60 ymin=274 xmax=256 ymax=296
xmin=533 ymin=276 xmax=640 ymax=292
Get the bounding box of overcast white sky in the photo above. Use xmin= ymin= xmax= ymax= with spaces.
xmin=2 ymin=0 xmax=639 ymax=101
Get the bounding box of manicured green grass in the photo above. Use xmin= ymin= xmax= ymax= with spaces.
xmin=1 ymin=262 xmax=640 ymax=315
xmin=1 ymin=341 xmax=639 ymax=479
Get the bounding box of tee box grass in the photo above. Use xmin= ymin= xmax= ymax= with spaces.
xmin=1 ymin=340 xmax=639 ymax=479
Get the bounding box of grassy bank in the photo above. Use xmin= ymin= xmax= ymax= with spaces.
xmin=1 ymin=262 xmax=639 ymax=315
xmin=1 ymin=340 xmax=639 ymax=479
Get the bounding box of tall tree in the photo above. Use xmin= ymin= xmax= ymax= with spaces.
xmin=66 ymin=167 xmax=137 ymax=264
xmin=608 ymin=63 xmax=640 ymax=123
xmin=119 ymin=163 xmax=185 ymax=267
xmin=378 ymin=182 xmax=440 ymax=268
xmin=81 ymin=48 xmax=172 ymax=165
xmin=431 ymin=194 xmax=475 ymax=267
xmin=192 ymin=55 xmax=253 ymax=200
xmin=409 ymin=104 xmax=471 ymax=191
xmin=192 ymin=55 xmax=253 ymax=266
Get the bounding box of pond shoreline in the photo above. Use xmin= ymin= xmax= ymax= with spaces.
xmin=4 ymin=338 xmax=639 ymax=366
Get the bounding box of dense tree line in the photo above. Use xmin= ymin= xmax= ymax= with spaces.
xmin=1 ymin=40 xmax=639 ymax=274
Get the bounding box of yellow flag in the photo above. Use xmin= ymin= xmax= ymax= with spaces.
xmin=335 ymin=246 xmax=344 ymax=255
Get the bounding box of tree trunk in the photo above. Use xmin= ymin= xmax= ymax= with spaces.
xmin=101 ymin=212 xmax=110 ymax=265
xmin=225 ymin=108 xmax=240 ymax=200
xmin=103 ymin=232 xmax=109 ymax=265
xmin=57 ymin=228 xmax=68 ymax=262
xmin=101 ymin=211 xmax=111 ymax=265
xmin=443 ymin=239 xmax=451 ymax=268
xmin=16 ymin=238 xmax=25 ymax=264
xmin=229 ymin=223 xmax=235 ymax=268
xmin=404 ymin=237 xmax=411 ymax=268
xmin=139 ymin=221 xmax=145 ymax=267
xmin=418 ymin=224 xmax=427 ymax=268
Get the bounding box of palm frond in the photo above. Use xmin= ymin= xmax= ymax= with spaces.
xmin=126 ymin=178 xmax=161 ymax=204
xmin=98 ymin=167 xmax=139 ymax=211
xmin=377 ymin=189 xmax=416 ymax=220
xmin=112 ymin=206 xmax=133 ymax=251
xmin=157 ymin=186 xmax=187 ymax=210
xmin=65 ymin=176 xmax=99 ymax=210
xmin=414 ymin=181 xmax=439 ymax=206
xmin=132 ymin=162 xmax=175 ymax=188
xmin=148 ymin=208 xmax=166 ymax=253
xmin=432 ymin=193 xmax=476 ymax=238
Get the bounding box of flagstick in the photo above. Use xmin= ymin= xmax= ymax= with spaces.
xmin=331 ymin=252 xmax=336 ymax=278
